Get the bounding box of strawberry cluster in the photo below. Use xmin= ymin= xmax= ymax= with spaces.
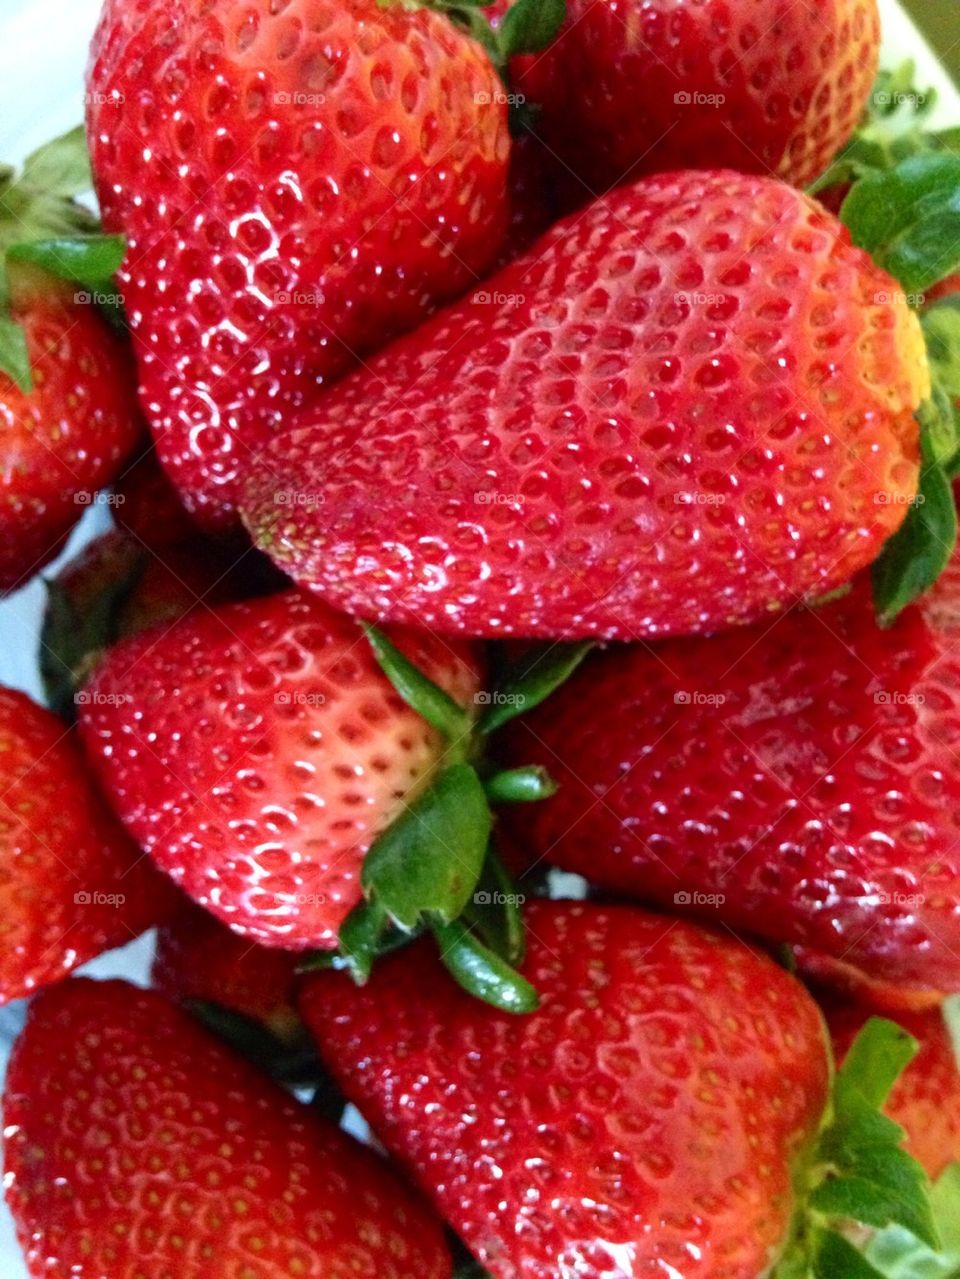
xmin=1 ymin=1 xmax=960 ymax=1276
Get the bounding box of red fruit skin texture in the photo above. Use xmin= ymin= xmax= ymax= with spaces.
xmin=86 ymin=0 xmax=510 ymax=528
xmin=825 ymin=1001 xmax=960 ymax=1180
xmin=509 ymin=0 xmax=879 ymax=197
xmin=3 ymin=978 xmax=452 ymax=1279
xmin=796 ymin=948 xmax=947 ymax=1015
xmin=0 ymin=688 xmax=172 ymax=1004
xmin=153 ymin=901 xmax=302 ymax=1039
xmin=0 ymin=273 xmax=140 ymax=591
xmin=242 ymin=170 xmax=924 ymax=641
xmin=503 ymin=560 xmax=960 ymax=993
xmin=77 ymin=589 xmax=482 ymax=948
xmin=301 ymin=901 xmax=830 ymax=1279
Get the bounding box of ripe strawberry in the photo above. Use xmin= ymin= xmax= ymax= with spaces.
xmin=505 ymin=0 xmax=880 ymax=198
xmin=86 ymin=0 xmax=512 ymax=528
xmin=77 ymin=589 xmax=482 ymax=948
xmin=301 ymin=899 xmax=932 ymax=1278
xmin=152 ymin=901 xmax=301 ymax=1040
xmin=113 ymin=444 xmax=204 ymax=549
xmin=242 ymin=170 xmax=926 ymax=640
xmin=502 ymin=557 xmax=960 ymax=994
xmin=0 ymin=687 xmax=173 ymax=1004
xmin=826 ymin=1000 xmax=960 ymax=1180
xmin=3 ymin=977 xmax=452 ymax=1279
xmin=797 ymin=948 xmax=947 ymax=1015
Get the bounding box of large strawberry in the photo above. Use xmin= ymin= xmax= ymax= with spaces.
xmin=0 ymin=686 xmax=173 ymax=1004
xmin=3 ymin=977 xmax=452 ymax=1279
xmin=301 ymin=899 xmax=941 ymax=1278
xmin=0 ymin=130 xmax=140 ymax=591
xmin=241 ymin=169 xmax=927 ymax=640
xmin=501 ymin=554 xmax=960 ymax=996
xmin=504 ymin=0 xmax=879 ymax=199
xmin=85 ymin=0 xmax=514 ymax=528
xmin=76 ymin=589 xmax=484 ymax=949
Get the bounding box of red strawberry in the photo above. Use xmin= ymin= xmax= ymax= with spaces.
xmin=300 ymin=900 xmax=833 ymax=1278
xmin=502 ymin=558 xmax=960 ymax=994
xmin=0 ymin=687 xmax=173 ymax=1004
xmin=152 ymin=901 xmax=301 ymax=1040
xmin=505 ymin=0 xmax=880 ymax=198
xmin=86 ymin=0 xmax=511 ymax=527
xmin=77 ymin=589 xmax=482 ymax=948
xmin=796 ymin=948 xmax=948 ymax=1015
xmin=241 ymin=170 xmax=926 ymax=640
xmin=3 ymin=977 xmax=452 ymax=1279
xmin=113 ymin=444 xmax=204 ymax=549
xmin=825 ymin=1000 xmax=960 ymax=1180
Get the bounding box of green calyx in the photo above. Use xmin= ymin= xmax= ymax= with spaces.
xmin=299 ymin=628 xmax=593 ymax=1013
xmin=773 ymin=1017 xmax=958 ymax=1279
xmin=812 ymin=63 xmax=960 ymax=626
xmin=0 ymin=124 xmax=126 ymax=391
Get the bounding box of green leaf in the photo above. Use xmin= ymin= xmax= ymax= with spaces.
xmin=432 ymin=917 xmax=538 ymax=1013
xmin=834 ymin=1017 xmax=920 ymax=1110
xmin=814 ymin=1229 xmax=888 ymax=1279
xmin=841 ymin=154 xmax=960 ymax=294
xmin=362 ymin=763 xmax=491 ymax=931
xmin=497 ymin=0 xmax=565 ymax=58
xmin=20 ymin=125 xmax=93 ymax=197
xmin=336 ymin=898 xmax=389 ymax=983
xmin=863 ymin=1165 xmax=960 ymax=1278
xmin=484 ymin=765 xmax=557 ymax=804
xmin=8 ymin=234 xmax=126 ymax=290
xmin=362 ymin=622 xmax=473 ymax=742
xmin=810 ymin=1162 xmax=937 ymax=1250
xmin=0 ymin=313 xmax=31 ymax=392
xmin=479 ymin=640 xmax=593 ymax=733
xmin=871 ymin=426 xmax=957 ymax=626
xmin=460 ymin=847 xmax=526 ymax=964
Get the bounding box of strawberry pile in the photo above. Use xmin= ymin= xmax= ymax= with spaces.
xmin=3 ymin=0 xmax=960 ymax=1275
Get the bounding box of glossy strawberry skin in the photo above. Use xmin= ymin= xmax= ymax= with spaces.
xmin=0 ymin=272 xmax=140 ymax=591
xmin=86 ymin=0 xmax=510 ymax=528
xmin=301 ymin=900 xmax=830 ymax=1279
xmin=503 ymin=561 xmax=960 ymax=993
xmin=4 ymin=978 xmax=452 ymax=1279
xmin=0 ymin=688 xmax=173 ymax=1004
xmin=77 ymin=590 xmax=482 ymax=948
xmin=242 ymin=170 xmax=924 ymax=641
xmin=508 ymin=0 xmax=879 ymax=198
xmin=152 ymin=901 xmax=301 ymax=1040
xmin=825 ymin=1001 xmax=960 ymax=1180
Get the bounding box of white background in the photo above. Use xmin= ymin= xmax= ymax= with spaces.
xmin=0 ymin=0 xmax=956 ymax=1275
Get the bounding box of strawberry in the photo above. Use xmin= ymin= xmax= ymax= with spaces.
xmin=0 ymin=130 xmax=140 ymax=591
xmin=112 ymin=444 xmax=205 ymax=549
xmin=301 ymin=899 xmax=940 ymax=1278
xmin=152 ymin=901 xmax=301 ymax=1041
xmin=825 ymin=999 xmax=960 ymax=1180
xmin=504 ymin=0 xmax=880 ymax=199
xmin=3 ymin=977 xmax=452 ymax=1279
xmin=39 ymin=524 xmax=283 ymax=716
xmin=85 ymin=0 xmax=513 ymax=528
xmin=241 ymin=169 xmax=927 ymax=641
xmin=0 ymin=686 xmax=173 ymax=1004
xmin=501 ymin=556 xmax=960 ymax=996
xmin=76 ymin=589 xmax=483 ymax=950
